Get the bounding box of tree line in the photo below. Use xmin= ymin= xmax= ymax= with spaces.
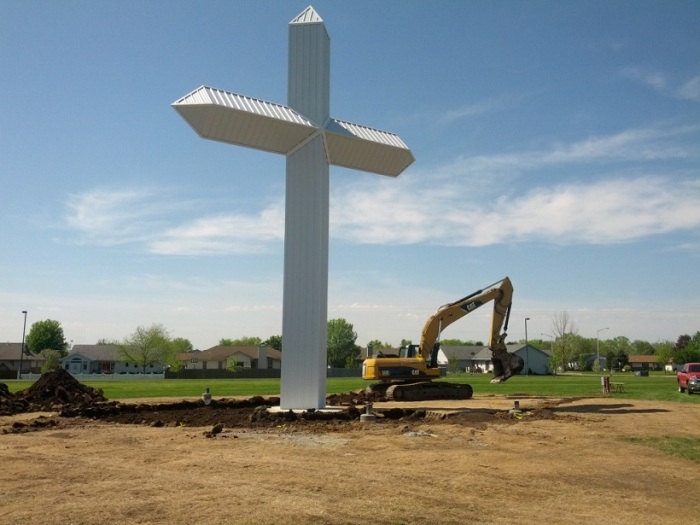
xmin=21 ymin=318 xmax=361 ymax=372
xmin=21 ymin=314 xmax=700 ymax=373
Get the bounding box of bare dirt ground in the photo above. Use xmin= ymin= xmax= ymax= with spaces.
xmin=1 ymin=374 xmax=699 ymax=525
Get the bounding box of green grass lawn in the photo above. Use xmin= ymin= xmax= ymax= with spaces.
xmin=4 ymin=371 xmax=698 ymax=403
xmin=620 ymin=436 xmax=700 ymax=463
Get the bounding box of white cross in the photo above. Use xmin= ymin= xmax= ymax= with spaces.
xmin=173 ymin=6 xmax=414 ymax=409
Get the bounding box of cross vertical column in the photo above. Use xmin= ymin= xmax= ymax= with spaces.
xmin=172 ymin=5 xmax=414 ymax=411
xmin=281 ymin=11 xmax=331 ymax=409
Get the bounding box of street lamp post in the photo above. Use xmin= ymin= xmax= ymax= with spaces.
xmin=524 ymin=317 xmax=530 ymax=375
xmin=596 ymin=327 xmax=609 ymax=370
xmin=19 ymin=310 xmax=28 ymax=380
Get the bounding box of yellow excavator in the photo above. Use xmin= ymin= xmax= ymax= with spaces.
xmin=362 ymin=277 xmax=524 ymax=401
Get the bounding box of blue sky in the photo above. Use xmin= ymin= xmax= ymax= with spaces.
xmin=1 ymin=1 xmax=699 ymax=350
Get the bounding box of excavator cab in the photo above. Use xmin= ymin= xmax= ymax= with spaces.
xmin=398 ymin=345 xmax=418 ymax=359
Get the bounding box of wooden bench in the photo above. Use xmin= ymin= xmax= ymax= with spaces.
xmin=610 ymin=382 xmax=625 ymax=393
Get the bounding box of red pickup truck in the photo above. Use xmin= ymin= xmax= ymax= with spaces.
xmin=677 ymin=363 xmax=700 ymax=394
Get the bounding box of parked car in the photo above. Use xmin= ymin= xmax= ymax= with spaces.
xmin=677 ymin=363 xmax=700 ymax=394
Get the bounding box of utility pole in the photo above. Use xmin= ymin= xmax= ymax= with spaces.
xmin=525 ymin=317 xmax=530 ymax=375
xmin=18 ymin=310 xmax=27 ymax=380
xmin=596 ymin=327 xmax=610 ymax=370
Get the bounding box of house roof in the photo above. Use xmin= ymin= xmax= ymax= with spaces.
xmin=181 ymin=345 xmax=282 ymax=362
xmin=440 ymin=345 xmax=491 ymax=360
xmin=68 ymin=345 xmax=119 ymax=361
xmin=441 ymin=343 xmax=549 ymax=361
xmin=0 ymin=342 xmax=31 ymax=360
xmin=628 ymin=355 xmax=660 ymax=364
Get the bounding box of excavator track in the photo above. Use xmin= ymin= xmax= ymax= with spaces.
xmin=369 ymin=381 xmax=473 ymax=402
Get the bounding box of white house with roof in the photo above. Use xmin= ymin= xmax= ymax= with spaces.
xmin=61 ymin=344 xmax=165 ymax=375
xmin=440 ymin=344 xmax=551 ymax=375
xmin=180 ymin=345 xmax=281 ymax=371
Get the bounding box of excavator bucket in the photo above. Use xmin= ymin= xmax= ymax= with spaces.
xmin=490 ymin=348 xmax=524 ymax=383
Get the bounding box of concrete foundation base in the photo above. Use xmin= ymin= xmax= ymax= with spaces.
xmin=267 ymin=406 xmax=345 ymax=415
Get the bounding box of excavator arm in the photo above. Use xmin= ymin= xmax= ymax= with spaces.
xmin=417 ymin=277 xmax=523 ymax=382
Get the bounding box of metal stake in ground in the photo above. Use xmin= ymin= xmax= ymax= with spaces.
xmin=173 ymin=6 xmax=413 ymax=409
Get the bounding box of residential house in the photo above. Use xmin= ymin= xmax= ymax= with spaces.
xmin=439 ymin=345 xmax=491 ymax=373
xmin=0 ymin=342 xmax=45 ymax=378
xmin=627 ymin=354 xmax=662 ymax=372
xmin=440 ymin=344 xmax=551 ymax=375
xmin=180 ymin=345 xmax=281 ymax=371
xmin=61 ymin=345 xmax=165 ymax=375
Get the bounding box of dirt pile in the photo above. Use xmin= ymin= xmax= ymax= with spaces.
xmin=12 ymin=368 xmax=107 ymax=412
xmin=0 ymin=383 xmax=30 ymax=415
xmin=326 ymin=389 xmax=380 ymax=405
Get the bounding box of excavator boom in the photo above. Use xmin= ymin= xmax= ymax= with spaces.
xmin=417 ymin=277 xmax=522 ymax=382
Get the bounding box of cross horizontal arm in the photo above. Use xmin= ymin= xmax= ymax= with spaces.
xmin=324 ymin=118 xmax=414 ymax=177
xmin=173 ymin=86 xmax=414 ymax=177
xmin=173 ymin=86 xmax=317 ymax=155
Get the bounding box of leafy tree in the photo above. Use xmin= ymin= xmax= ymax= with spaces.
xmin=164 ymin=337 xmax=193 ymax=374
xmin=366 ymin=339 xmax=392 ymax=350
xmin=631 ymin=339 xmax=655 ymax=355
xmin=675 ymin=334 xmax=691 ymax=351
xmin=606 ymin=336 xmax=632 ymax=358
xmin=117 ymin=324 xmax=172 ymax=373
xmin=26 ymin=319 xmax=68 ymax=356
xmin=605 ymin=350 xmax=616 ymax=371
xmin=676 ymin=331 xmax=700 ymax=364
xmin=400 ymin=338 xmax=412 ymax=347
xmin=440 ymin=338 xmax=481 ymax=346
xmin=446 ymin=355 xmax=461 ymax=374
xmin=653 ymin=340 xmax=674 ymax=372
xmin=96 ymin=338 xmax=119 ymax=345
xmin=616 ymin=351 xmax=629 ymax=370
xmin=550 ymin=312 xmax=578 ymax=371
xmin=172 ymin=337 xmax=193 ymax=353
xmin=40 ymin=349 xmax=63 ymax=372
xmin=226 ymin=355 xmax=243 ymax=373
xmin=440 ymin=338 xmax=462 ymax=346
xmin=219 ymin=336 xmax=262 ymax=346
xmin=573 ymin=336 xmax=595 ymax=365
xmin=344 ymin=352 xmax=361 ymax=369
xmin=327 ymin=318 xmax=358 ymax=368
xmin=263 ymin=335 xmax=282 ymax=351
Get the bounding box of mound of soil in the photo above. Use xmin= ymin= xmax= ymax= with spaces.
xmin=13 ymin=368 xmax=107 ymax=412
xmin=0 ymin=383 xmax=30 ymax=415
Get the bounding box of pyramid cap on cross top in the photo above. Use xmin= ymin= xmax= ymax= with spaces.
xmin=290 ymin=6 xmax=323 ymax=24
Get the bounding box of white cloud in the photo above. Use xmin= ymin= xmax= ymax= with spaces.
xmin=330 ymin=123 xmax=700 ymax=246
xmin=149 ymin=205 xmax=284 ymax=255
xmin=65 ymin=188 xmax=170 ymax=245
xmin=436 ymin=95 xmax=514 ymax=126
xmin=619 ymin=67 xmax=667 ymax=90
xmin=64 ymin=124 xmax=699 ymax=253
xmin=65 ymin=188 xmax=284 ymax=255
xmin=620 ymin=68 xmax=700 ymax=103
xmin=331 ymin=175 xmax=700 ymax=246
xmin=678 ymin=75 xmax=700 ymax=101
